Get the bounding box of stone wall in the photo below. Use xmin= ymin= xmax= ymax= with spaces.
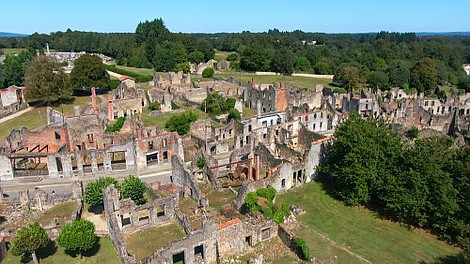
xmin=171 ymin=155 xmax=204 ymax=203
xmin=139 ymin=221 xmax=218 ymax=264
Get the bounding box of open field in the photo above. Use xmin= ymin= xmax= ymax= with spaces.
xmin=115 ymin=65 xmax=154 ymax=76
xmin=2 ymin=237 xmax=120 ymax=264
xmin=0 ymin=95 xmax=93 ymax=142
xmin=214 ymin=73 xmax=333 ymax=89
xmin=1 ymin=48 xmax=28 ymax=55
xmin=125 ymin=223 xmax=186 ymax=261
xmin=37 ymin=201 xmax=77 ymax=226
xmin=214 ymin=50 xmax=233 ymax=62
xmin=276 ymin=183 xmax=461 ymax=264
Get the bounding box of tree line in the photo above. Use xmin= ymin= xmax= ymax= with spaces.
xmin=320 ymin=113 xmax=470 ymax=247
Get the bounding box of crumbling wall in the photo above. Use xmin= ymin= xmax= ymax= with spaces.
xmin=171 ymin=155 xmax=203 ymax=203
xmin=139 ymin=221 xmax=217 ymax=264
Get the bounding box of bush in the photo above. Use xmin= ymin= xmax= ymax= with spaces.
xmin=293 ymin=237 xmax=310 ymax=260
xmin=226 ymin=53 xmax=239 ymax=61
xmin=244 ymin=192 xmax=259 ymax=210
xmin=197 ymin=156 xmax=206 ymax=168
xmin=122 ymin=175 xmax=146 ymax=205
xmin=84 ymin=177 xmax=119 ymax=208
xmin=105 ymin=116 xmax=126 ymax=132
xmin=256 ymin=187 xmax=276 ymax=201
xmin=58 ymin=220 xmax=97 ymax=258
xmin=165 ymin=111 xmax=198 ymax=135
xmin=148 ymin=101 xmax=161 ymax=111
xmin=171 ymin=100 xmax=180 ymax=110
xmin=333 ymin=87 xmax=348 ymax=94
xmin=202 ymin=67 xmax=214 ymax=78
xmin=407 ymin=126 xmax=419 ymax=139
xmin=228 ymin=108 xmax=241 ymax=121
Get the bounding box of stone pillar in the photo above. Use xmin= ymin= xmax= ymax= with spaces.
xmin=256 ymin=99 xmax=262 ymax=116
xmin=255 ymin=155 xmax=260 ymax=181
xmin=91 ymin=152 xmax=98 ymax=174
xmin=75 ymin=153 xmax=84 ymax=177
xmin=47 ymin=155 xmax=59 ymax=178
xmin=0 ymin=154 xmax=13 ymax=180
xmin=19 ymin=190 xmax=30 ymax=209
xmin=104 ymin=152 xmax=112 ymax=173
xmin=108 ymin=95 xmax=113 ymax=120
xmin=91 ymin=87 xmax=98 ymax=114
xmin=62 ymin=155 xmax=73 ymax=178
xmin=248 ymin=153 xmax=253 ymax=181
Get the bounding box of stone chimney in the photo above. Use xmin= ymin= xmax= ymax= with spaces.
xmin=255 ymin=155 xmax=260 ymax=181
xmin=91 ymin=87 xmax=97 ymax=114
xmin=107 ymin=95 xmax=113 ymax=120
xmin=280 ymin=82 xmax=285 ymax=89
xmin=251 ymin=78 xmax=257 ymax=89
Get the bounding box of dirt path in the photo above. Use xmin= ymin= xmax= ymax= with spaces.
xmin=0 ymin=106 xmax=33 ymax=124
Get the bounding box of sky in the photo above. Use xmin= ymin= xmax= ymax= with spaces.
xmin=1 ymin=0 xmax=470 ymax=35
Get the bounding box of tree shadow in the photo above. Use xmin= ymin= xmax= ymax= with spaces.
xmin=30 ymin=240 xmax=58 ymax=262
xmin=421 ymin=251 xmax=470 ymax=264
xmin=87 ymin=205 xmax=104 ymax=214
xmin=64 ymin=237 xmax=101 ymax=258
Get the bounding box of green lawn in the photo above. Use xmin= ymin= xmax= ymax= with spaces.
xmin=1 ymin=48 xmax=28 ymax=55
xmin=214 ymin=73 xmax=332 ymax=90
xmin=243 ymin=106 xmax=257 ymax=118
xmin=139 ymin=107 xmax=206 ymax=129
xmin=115 ymin=65 xmax=154 ymax=76
xmin=2 ymin=237 xmax=120 ymax=264
xmin=214 ymin=51 xmax=233 ymax=62
xmin=37 ymin=202 xmax=77 ymax=226
xmin=276 ymin=183 xmax=461 ymax=264
xmin=125 ymin=223 xmax=186 ymax=261
xmin=0 ymin=95 xmax=92 ymax=142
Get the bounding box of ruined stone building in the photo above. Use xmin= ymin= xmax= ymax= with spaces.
xmin=341 ymin=89 xmax=380 ymax=117
xmin=108 ymin=82 xmax=146 ymax=121
xmin=0 ymin=85 xmax=26 ymax=111
xmin=150 ymin=71 xmax=191 ymax=88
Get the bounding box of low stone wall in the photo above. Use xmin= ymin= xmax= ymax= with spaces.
xmin=278 ymin=224 xmax=296 ymax=253
xmin=171 ymin=155 xmax=204 ymax=203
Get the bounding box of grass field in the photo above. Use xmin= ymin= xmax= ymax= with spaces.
xmin=2 ymin=237 xmax=120 ymax=264
xmin=0 ymin=95 xmax=92 ymax=142
xmin=214 ymin=50 xmax=233 ymax=62
xmin=214 ymin=73 xmax=333 ymax=90
xmin=1 ymin=48 xmax=28 ymax=55
xmin=276 ymin=183 xmax=461 ymax=264
xmin=37 ymin=202 xmax=77 ymax=226
xmin=115 ymin=65 xmax=154 ymax=76
xmin=125 ymin=223 xmax=186 ymax=260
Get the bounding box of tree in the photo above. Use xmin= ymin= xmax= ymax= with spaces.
xmin=387 ymin=60 xmax=410 ymax=87
xmin=122 ymin=175 xmax=146 ymax=205
xmin=135 ymin=18 xmax=170 ymax=64
xmin=226 ymin=53 xmax=239 ymax=62
xmin=410 ymin=57 xmax=438 ymax=94
xmin=165 ymin=111 xmax=198 ymax=135
xmin=228 ymin=108 xmax=241 ymax=121
xmin=24 ymin=55 xmax=71 ymax=104
xmin=202 ymin=67 xmax=214 ymax=78
xmin=57 ymin=220 xmax=97 ymax=258
xmin=84 ymin=177 xmax=119 ymax=208
xmin=240 ymin=43 xmax=272 ymax=72
xmin=1 ymin=51 xmax=32 ymax=88
xmin=458 ymin=76 xmax=470 ymax=92
xmin=70 ymin=54 xmax=110 ymax=91
xmin=294 ymin=56 xmax=312 ymax=72
xmin=174 ymin=62 xmax=190 ymax=73
xmin=367 ymin=71 xmax=389 ymax=90
xmin=270 ymin=47 xmax=295 ymax=75
xmin=10 ymin=223 xmax=50 ymax=264
xmin=200 ymin=92 xmax=235 ymax=115
xmin=188 ymin=50 xmax=205 ymax=64
xmin=334 ymin=66 xmax=360 ymax=92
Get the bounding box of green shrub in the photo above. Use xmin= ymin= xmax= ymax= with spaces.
xmin=407 ymin=126 xmax=419 ymax=139
xmin=202 ymin=67 xmax=214 ymax=78
xmin=256 ymin=187 xmax=276 ymax=201
xmin=226 ymin=53 xmax=239 ymax=61
xmin=245 ymin=192 xmax=259 ymax=210
xmin=171 ymin=100 xmax=180 ymax=110
xmin=105 ymin=116 xmax=125 ymax=132
xmin=293 ymin=237 xmax=310 ymax=260
xmin=333 ymin=87 xmax=348 ymax=94
xmin=148 ymin=101 xmax=161 ymax=111
xmin=228 ymin=108 xmax=241 ymax=121
xmin=197 ymin=156 xmax=206 ymax=169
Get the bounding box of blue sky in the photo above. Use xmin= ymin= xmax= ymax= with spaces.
xmin=2 ymin=0 xmax=469 ymax=34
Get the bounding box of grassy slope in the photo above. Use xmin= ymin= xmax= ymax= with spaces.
xmin=0 ymin=95 xmax=92 ymax=142
xmin=276 ymin=183 xmax=460 ymax=264
xmin=1 ymin=48 xmax=28 ymax=55
xmin=214 ymin=73 xmax=332 ymax=90
xmin=140 ymin=107 xmax=206 ymax=129
xmin=115 ymin=65 xmax=154 ymax=76
xmin=214 ymin=51 xmax=232 ymax=62
xmin=37 ymin=202 xmax=77 ymax=226
xmin=2 ymin=237 xmax=120 ymax=264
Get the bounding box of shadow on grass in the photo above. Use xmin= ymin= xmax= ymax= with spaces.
xmin=88 ymin=205 xmax=104 ymax=214
xmin=64 ymin=237 xmax=101 ymax=258
xmin=20 ymin=240 xmax=58 ymax=263
xmin=421 ymin=249 xmax=470 ymax=264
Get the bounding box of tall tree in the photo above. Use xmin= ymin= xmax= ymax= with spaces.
xmin=24 ymin=55 xmax=71 ymax=104
xmin=334 ymin=66 xmax=361 ymax=92
xmin=410 ymin=57 xmax=438 ymax=94
xmin=84 ymin=177 xmax=119 ymax=208
xmin=135 ymin=18 xmax=170 ymax=64
xmin=57 ymin=220 xmax=97 ymax=258
xmin=70 ymin=54 xmax=110 ymax=91
xmin=10 ymin=223 xmax=50 ymax=264
xmin=122 ymin=175 xmax=147 ymax=205
xmin=387 ymin=60 xmax=410 ymax=87
xmin=270 ymin=47 xmax=295 ymax=75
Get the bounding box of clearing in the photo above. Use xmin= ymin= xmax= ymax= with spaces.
xmin=37 ymin=201 xmax=77 ymax=226
xmin=276 ymin=182 xmax=461 ymax=264
xmin=1 ymin=48 xmax=28 ymax=55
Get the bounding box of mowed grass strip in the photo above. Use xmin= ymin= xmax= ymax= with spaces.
xmin=125 ymin=223 xmax=186 ymax=260
xmin=276 ymin=183 xmax=461 ymax=264
xmin=0 ymin=95 xmax=92 ymax=142
xmin=115 ymin=65 xmax=154 ymax=76
xmin=140 ymin=107 xmax=206 ymax=129
xmin=2 ymin=237 xmax=120 ymax=264
xmin=1 ymin=48 xmax=28 ymax=55
xmin=213 ymin=73 xmax=332 ymax=90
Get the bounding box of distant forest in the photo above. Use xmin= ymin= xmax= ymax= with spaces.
xmin=1 ymin=19 xmax=470 ymax=91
